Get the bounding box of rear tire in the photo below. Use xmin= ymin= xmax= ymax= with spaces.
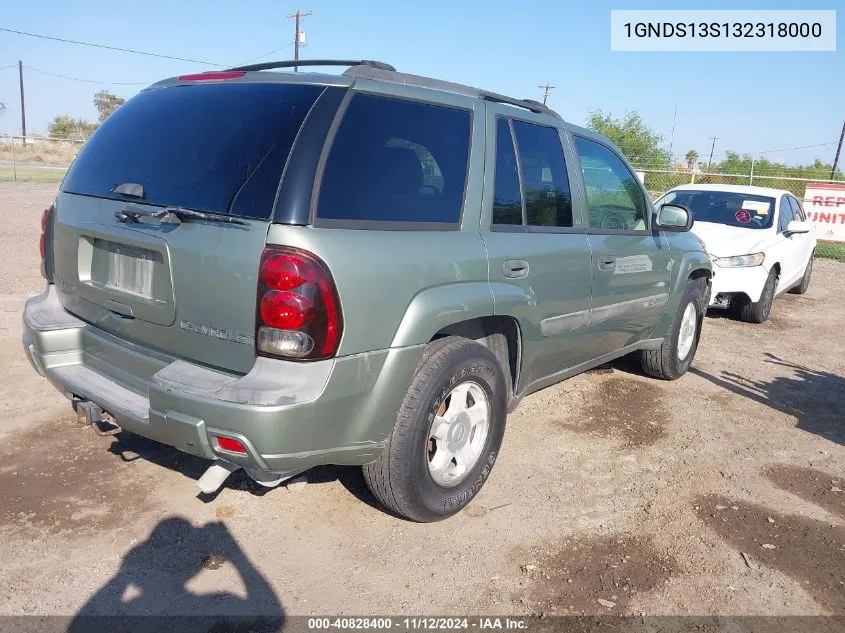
xmin=640 ymin=277 xmax=707 ymax=380
xmin=740 ymin=268 xmax=777 ymax=323
xmin=363 ymin=336 xmax=507 ymax=522
xmin=789 ymin=255 xmax=813 ymax=295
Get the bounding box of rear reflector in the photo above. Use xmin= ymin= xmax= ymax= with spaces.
xmin=215 ymin=436 xmax=247 ymax=454
xmin=178 ymin=71 xmax=247 ymax=81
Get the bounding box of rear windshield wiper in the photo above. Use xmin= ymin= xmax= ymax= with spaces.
xmin=116 ymin=205 xmax=249 ymax=226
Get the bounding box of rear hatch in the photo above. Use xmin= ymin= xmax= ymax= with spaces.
xmin=51 ymin=79 xmax=324 ymax=374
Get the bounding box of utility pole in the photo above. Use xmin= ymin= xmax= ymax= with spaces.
xmin=668 ymin=104 xmax=677 ymax=164
xmin=831 ymin=120 xmax=845 ymax=180
xmin=706 ymin=136 xmax=719 ymax=171
xmin=288 ymin=9 xmax=312 ymax=72
xmin=538 ymin=84 xmax=555 ymax=106
xmin=18 ymin=60 xmax=26 ymax=146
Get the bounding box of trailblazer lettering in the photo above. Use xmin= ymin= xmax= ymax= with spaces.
xmin=179 ymin=320 xmax=254 ymax=345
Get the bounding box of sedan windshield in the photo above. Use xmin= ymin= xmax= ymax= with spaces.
xmin=657 ymin=190 xmax=776 ymax=229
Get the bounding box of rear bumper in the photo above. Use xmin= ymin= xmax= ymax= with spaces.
xmin=708 ymin=264 xmax=770 ymax=306
xmin=22 ymin=286 xmax=422 ymax=473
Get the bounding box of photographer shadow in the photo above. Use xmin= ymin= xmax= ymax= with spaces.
xmin=69 ymin=517 xmax=284 ymax=633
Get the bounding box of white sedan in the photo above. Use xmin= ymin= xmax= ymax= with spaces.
xmin=654 ymin=184 xmax=816 ymax=323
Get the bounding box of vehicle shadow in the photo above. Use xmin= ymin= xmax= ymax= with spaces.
xmin=68 ymin=517 xmax=284 ymax=633
xmin=308 ymin=464 xmax=403 ymax=519
xmin=105 ymin=431 xmax=392 ymax=513
xmin=690 ymin=353 xmax=845 ymax=447
xmin=704 ymin=306 xmax=742 ymax=321
xmin=106 ymin=432 xmax=272 ymax=499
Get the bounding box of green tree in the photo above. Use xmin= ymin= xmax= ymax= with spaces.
xmin=684 ymin=149 xmax=698 ymax=172
xmin=93 ymin=90 xmax=126 ymax=123
xmin=48 ymin=115 xmax=97 ymax=140
xmin=586 ymin=110 xmax=670 ymax=166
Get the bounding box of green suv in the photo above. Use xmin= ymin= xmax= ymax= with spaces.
xmin=23 ymin=60 xmax=711 ymax=521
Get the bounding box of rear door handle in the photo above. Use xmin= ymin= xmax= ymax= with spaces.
xmin=598 ymin=256 xmax=616 ymax=271
xmin=503 ymin=259 xmax=529 ymax=279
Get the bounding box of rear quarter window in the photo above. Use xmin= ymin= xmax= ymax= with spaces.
xmin=61 ymin=83 xmax=324 ymax=219
xmin=316 ymin=94 xmax=471 ymax=226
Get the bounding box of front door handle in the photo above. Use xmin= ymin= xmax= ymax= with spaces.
xmin=503 ymin=259 xmax=529 ymax=279
xmin=598 ymin=256 xmax=616 ymax=271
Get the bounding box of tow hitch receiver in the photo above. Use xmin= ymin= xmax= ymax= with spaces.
xmin=74 ymin=399 xmax=122 ymax=436
xmin=75 ymin=399 xmax=102 ymax=425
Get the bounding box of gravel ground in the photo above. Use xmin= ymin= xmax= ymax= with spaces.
xmin=0 ymin=183 xmax=843 ymax=620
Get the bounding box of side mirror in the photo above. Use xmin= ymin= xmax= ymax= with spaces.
xmin=654 ymin=203 xmax=693 ymax=232
xmin=785 ymin=219 xmax=812 ymax=236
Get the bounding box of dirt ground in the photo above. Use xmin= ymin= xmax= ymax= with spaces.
xmin=0 ymin=183 xmax=843 ymax=620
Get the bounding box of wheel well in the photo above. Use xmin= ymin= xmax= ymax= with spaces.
xmin=432 ymin=316 xmax=520 ymax=398
xmin=688 ymin=268 xmax=711 ymax=282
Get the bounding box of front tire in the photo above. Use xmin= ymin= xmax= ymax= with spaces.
xmin=740 ymin=268 xmax=777 ymax=323
xmin=640 ymin=277 xmax=707 ymax=380
xmin=363 ymin=337 xmax=507 ymax=522
xmin=789 ymin=255 xmax=813 ymax=295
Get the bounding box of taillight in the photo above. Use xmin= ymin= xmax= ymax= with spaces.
xmin=40 ymin=205 xmax=53 ymax=280
xmin=260 ymin=291 xmax=315 ymax=329
xmin=256 ymin=246 xmax=343 ymax=360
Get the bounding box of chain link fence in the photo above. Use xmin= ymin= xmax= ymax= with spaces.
xmin=0 ymin=135 xmax=78 ymax=183
xmin=635 ymin=167 xmax=845 ymax=260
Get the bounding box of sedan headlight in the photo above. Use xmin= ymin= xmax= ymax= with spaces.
xmin=714 ymin=253 xmax=765 ymax=268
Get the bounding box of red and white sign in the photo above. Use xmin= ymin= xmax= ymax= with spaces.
xmin=803 ymin=183 xmax=845 ymax=243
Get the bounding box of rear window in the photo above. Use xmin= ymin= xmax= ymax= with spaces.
xmin=316 ymin=94 xmax=471 ymax=226
xmin=658 ymin=189 xmax=775 ymax=229
xmin=62 ymin=83 xmax=323 ymax=219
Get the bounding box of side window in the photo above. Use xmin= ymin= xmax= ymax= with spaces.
xmin=512 ymin=121 xmax=573 ymax=227
xmin=789 ymin=195 xmax=806 ymax=221
xmin=317 ymin=94 xmax=471 ymax=224
xmin=492 ymin=118 xmax=523 ymax=225
xmin=573 ymin=136 xmax=648 ymax=231
xmin=779 ymin=195 xmax=795 ymax=232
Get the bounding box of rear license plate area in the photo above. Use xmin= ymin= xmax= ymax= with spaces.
xmin=91 ymin=240 xmax=161 ymax=299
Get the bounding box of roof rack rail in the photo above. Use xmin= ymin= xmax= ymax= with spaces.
xmin=225 ymin=59 xmax=396 ymax=72
xmin=479 ymin=91 xmax=560 ymax=118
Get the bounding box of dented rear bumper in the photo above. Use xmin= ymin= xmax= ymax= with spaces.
xmin=22 ymin=285 xmax=422 ymax=473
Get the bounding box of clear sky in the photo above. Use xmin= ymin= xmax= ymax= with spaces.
xmin=0 ymin=0 xmax=842 ymax=166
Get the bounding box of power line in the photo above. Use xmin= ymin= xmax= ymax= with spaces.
xmin=0 ymin=27 xmax=222 ymax=66
xmin=0 ymin=63 xmax=16 ymax=72
xmin=754 ymin=140 xmax=840 ymax=155
xmin=24 ymin=65 xmax=149 ymax=85
xmin=236 ymin=42 xmax=294 ymax=66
